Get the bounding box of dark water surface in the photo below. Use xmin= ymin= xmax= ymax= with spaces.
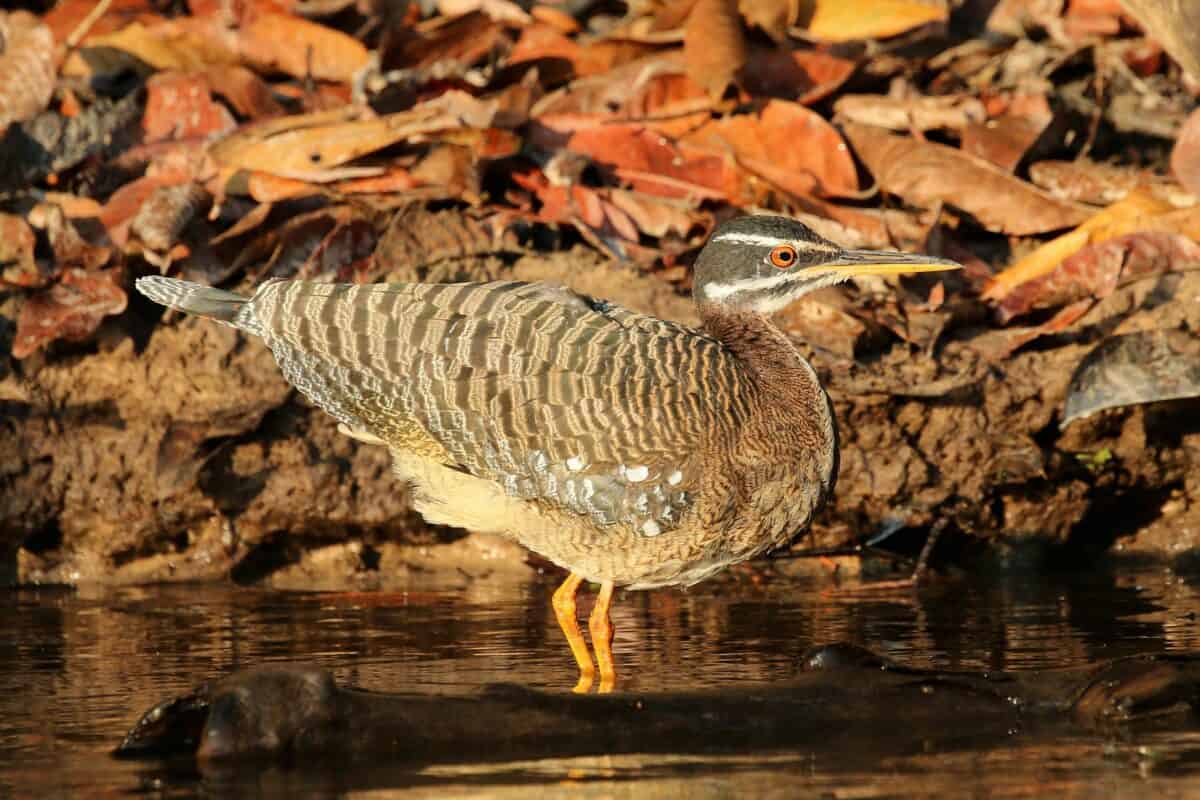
xmin=5 ymin=561 xmax=1200 ymax=797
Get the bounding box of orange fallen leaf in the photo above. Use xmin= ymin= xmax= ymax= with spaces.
xmin=235 ymin=7 xmax=369 ymax=83
xmin=684 ymin=0 xmax=748 ymax=96
xmin=63 ymin=20 xmax=238 ymax=76
xmin=795 ymin=0 xmax=948 ymax=42
xmin=983 ymin=189 xmax=1177 ymax=301
xmin=680 ymin=100 xmax=859 ymax=198
xmin=739 ymin=48 xmax=856 ymax=105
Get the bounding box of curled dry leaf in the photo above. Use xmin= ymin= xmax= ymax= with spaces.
xmin=794 ymin=0 xmax=948 ymax=42
xmin=983 ymin=190 xmax=1178 ymax=302
xmin=143 ymin=72 xmax=237 ymax=143
xmin=834 ymin=94 xmax=986 ymax=132
xmin=12 ymin=268 xmax=128 ymax=359
xmin=683 ymin=0 xmax=747 ymax=96
xmin=0 ymin=11 xmax=55 ymax=130
xmin=995 ymin=231 xmax=1200 ymax=322
xmin=681 ymin=100 xmax=859 ymax=199
xmin=842 ymin=122 xmax=1090 ymax=235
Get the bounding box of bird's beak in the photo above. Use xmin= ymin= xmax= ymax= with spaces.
xmin=814 ymin=249 xmax=962 ymax=277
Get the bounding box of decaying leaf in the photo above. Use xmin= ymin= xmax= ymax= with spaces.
xmin=1062 ymin=329 xmax=1200 ymax=427
xmin=984 ymin=190 xmax=1178 ymax=301
xmin=995 ymin=231 xmax=1200 ymax=322
xmin=13 ymin=269 xmax=128 ymax=359
xmin=0 ymin=11 xmax=55 ymax=130
xmin=683 ymin=0 xmax=748 ymax=96
xmin=842 ymin=123 xmax=1090 ymax=235
xmin=143 ymin=72 xmax=237 ymax=142
xmin=794 ymin=0 xmax=948 ymax=42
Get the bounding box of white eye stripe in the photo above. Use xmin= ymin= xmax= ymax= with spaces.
xmin=711 ymin=232 xmax=841 ymax=254
xmin=711 ymin=232 xmax=788 ymax=247
xmin=700 ymin=273 xmax=791 ymax=300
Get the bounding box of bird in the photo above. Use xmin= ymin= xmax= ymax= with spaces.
xmin=136 ymin=215 xmax=959 ymax=692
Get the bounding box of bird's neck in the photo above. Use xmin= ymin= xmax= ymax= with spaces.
xmin=699 ymin=305 xmax=822 ymax=400
xmin=699 ymin=301 xmax=837 ymax=470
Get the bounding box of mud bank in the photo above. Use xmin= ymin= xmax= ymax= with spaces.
xmin=2 ymin=249 xmax=1198 ymax=586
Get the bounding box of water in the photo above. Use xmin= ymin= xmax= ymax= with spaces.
xmin=4 ymin=560 xmax=1200 ymax=797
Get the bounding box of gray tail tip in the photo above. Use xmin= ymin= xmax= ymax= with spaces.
xmin=135 ymin=276 xmax=248 ymax=323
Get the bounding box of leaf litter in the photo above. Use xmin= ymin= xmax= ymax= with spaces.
xmin=0 ymin=0 xmax=1196 ymax=431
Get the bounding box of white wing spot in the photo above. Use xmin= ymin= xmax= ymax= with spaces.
xmin=642 ymin=520 xmax=663 ymax=537
xmin=667 ymin=470 xmax=683 ymax=485
xmin=626 ymin=465 xmax=649 ymax=482
xmin=566 ymin=456 xmax=585 ymax=471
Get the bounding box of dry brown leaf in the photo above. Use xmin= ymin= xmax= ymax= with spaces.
xmin=961 ymin=113 xmax=1049 ymax=173
xmin=739 ymin=48 xmax=856 ymax=105
xmin=202 ymin=65 xmax=284 ymax=119
xmin=834 ymin=94 xmax=986 ymax=132
xmin=995 ymin=231 xmax=1200 ymax=322
xmin=143 ymin=72 xmax=237 ymax=143
xmin=983 ymin=190 xmax=1179 ymax=301
xmin=681 ymin=101 xmax=859 ymax=199
xmin=12 ymin=269 xmax=128 ymax=359
xmin=210 ymin=106 xmax=453 ymax=178
xmin=234 ymin=8 xmax=370 ymax=83
xmin=539 ymin=121 xmax=731 ymax=200
xmin=683 ymin=0 xmax=748 ymax=96
xmin=43 ymin=0 xmax=157 ymax=44
xmin=64 ymin=20 xmax=238 ymax=77
xmin=842 ymin=122 xmax=1090 ymax=235
xmin=795 ymin=0 xmax=948 ymax=42
xmin=0 ymin=11 xmax=55 ymax=130
xmin=438 ymin=0 xmax=532 ymax=24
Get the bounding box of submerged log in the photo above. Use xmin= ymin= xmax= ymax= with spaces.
xmin=115 ymin=643 xmax=1200 ymax=763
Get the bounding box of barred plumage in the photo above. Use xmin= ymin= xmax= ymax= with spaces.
xmin=139 ymin=215 xmax=960 ymax=691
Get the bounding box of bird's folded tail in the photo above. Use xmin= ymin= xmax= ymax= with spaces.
xmin=135 ymin=276 xmax=262 ymax=337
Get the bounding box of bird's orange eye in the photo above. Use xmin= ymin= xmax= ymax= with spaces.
xmin=769 ymin=245 xmax=798 ymax=269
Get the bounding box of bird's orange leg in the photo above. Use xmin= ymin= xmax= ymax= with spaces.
xmin=588 ymin=580 xmax=616 ymax=693
xmin=552 ymin=572 xmax=594 ymax=693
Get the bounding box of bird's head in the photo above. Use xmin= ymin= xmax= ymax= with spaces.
xmin=693 ymin=216 xmax=961 ymax=314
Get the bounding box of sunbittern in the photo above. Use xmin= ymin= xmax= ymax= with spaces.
xmin=137 ymin=215 xmax=959 ymax=692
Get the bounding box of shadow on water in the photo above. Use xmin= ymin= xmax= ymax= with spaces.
xmin=4 ymin=557 xmax=1200 ymax=796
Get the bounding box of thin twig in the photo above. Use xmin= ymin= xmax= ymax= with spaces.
xmin=65 ymin=0 xmax=114 ymax=51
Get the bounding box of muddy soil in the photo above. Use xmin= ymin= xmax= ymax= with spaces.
xmin=2 ymin=249 xmax=1198 ymax=586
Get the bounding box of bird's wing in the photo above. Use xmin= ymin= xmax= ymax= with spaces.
xmin=247 ymin=279 xmax=752 ymax=534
